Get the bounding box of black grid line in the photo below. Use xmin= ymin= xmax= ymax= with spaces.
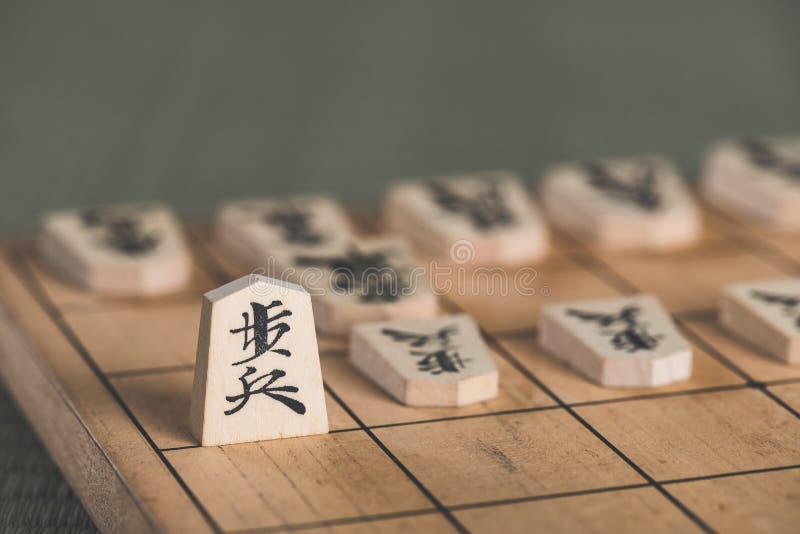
xmin=106 ymin=364 xmax=195 ymax=379
xmin=7 ymin=249 xmax=224 ymax=534
xmin=481 ymin=329 xmax=715 ymax=534
xmin=229 ymin=508 xmax=440 ymax=534
xmin=323 ymin=384 xmax=470 ymax=534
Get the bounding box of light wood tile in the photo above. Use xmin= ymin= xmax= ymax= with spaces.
xmin=373 ymin=412 xmax=643 ymax=506
xmin=437 ymin=255 xmax=621 ymax=333
xmin=682 ymin=320 xmax=800 ymax=382
xmin=455 ymin=487 xmax=699 ymax=534
xmin=600 ymin=239 xmax=788 ymax=312
xmin=668 ymin=469 xmax=800 ymax=533
xmin=164 ymin=432 xmax=430 ymax=531
xmin=322 ymin=348 xmax=555 ymax=427
xmin=300 ymin=514 xmax=453 ymax=534
xmin=576 ymin=389 xmax=800 ymax=480
xmin=496 ymin=330 xmax=744 ymax=404
xmin=63 ymin=301 xmax=200 ymax=373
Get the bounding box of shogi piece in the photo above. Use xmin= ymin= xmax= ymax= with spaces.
xmin=215 ymin=195 xmax=355 ymax=271
xmin=38 ymin=203 xmax=192 ymax=295
xmin=540 ymin=156 xmax=700 ymax=250
xmin=539 ymin=294 xmax=692 ymax=387
xmin=384 ymin=171 xmax=549 ymax=265
xmin=702 ymin=137 xmax=800 ymax=229
xmin=720 ymin=278 xmax=800 ymax=364
xmin=350 ymin=314 xmax=498 ymax=406
xmin=190 ymin=275 xmax=328 ymax=446
xmin=284 ymin=237 xmax=439 ymax=336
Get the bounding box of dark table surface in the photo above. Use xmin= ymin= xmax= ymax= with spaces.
xmin=1 ymin=1 xmax=799 ymax=531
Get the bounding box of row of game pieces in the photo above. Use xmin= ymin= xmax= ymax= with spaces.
xmin=187 ymin=272 xmax=800 ymax=446
xmin=39 ymin=136 xmax=800 ymax=297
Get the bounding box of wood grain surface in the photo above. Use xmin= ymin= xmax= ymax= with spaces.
xmin=0 ymin=205 xmax=799 ymax=533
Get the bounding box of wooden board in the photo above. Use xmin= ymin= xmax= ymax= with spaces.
xmin=1 ymin=204 xmax=799 ymax=533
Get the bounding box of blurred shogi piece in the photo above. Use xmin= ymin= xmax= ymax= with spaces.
xmin=190 ymin=275 xmax=328 ymax=446
xmin=351 ymin=314 xmax=498 ymax=406
xmin=38 ymin=203 xmax=192 ymax=295
xmin=721 ymin=278 xmax=800 ymax=364
xmin=702 ymin=137 xmax=800 ymax=229
xmin=540 ymin=156 xmax=701 ymax=250
xmin=384 ymin=171 xmax=549 ymax=265
xmin=215 ymin=196 xmax=355 ymax=272
xmin=540 ymin=294 xmax=692 ymax=387
xmin=275 ymin=236 xmax=439 ymax=336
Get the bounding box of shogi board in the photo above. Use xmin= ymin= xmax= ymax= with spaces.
xmin=1 ymin=203 xmax=800 ymax=534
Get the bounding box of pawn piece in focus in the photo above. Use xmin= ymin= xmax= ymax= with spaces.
xmin=539 ymin=294 xmax=692 ymax=387
xmin=215 ymin=196 xmax=355 ymax=272
xmin=38 ymin=203 xmax=192 ymax=296
xmin=282 ymin=237 xmax=439 ymax=336
xmin=721 ymin=278 xmax=800 ymax=364
xmin=384 ymin=171 xmax=549 ymax=265
xmin=351 ymin=314 xmax=498 ymax=406
xmin=702 ymin=137 xmax=800 ymax=230
xmin=190 ymin=275 xmax=328 ymax=446
xmin=540 ymin=156 xmax=700 ymax=250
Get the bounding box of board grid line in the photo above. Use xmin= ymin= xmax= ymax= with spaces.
xmin=323 ymin=384 xmax=470 ymax=534
xmin=6 ymin=248 xmax=224 ymax=534
xmin=466 ymin=310 xmax=715 ymax=534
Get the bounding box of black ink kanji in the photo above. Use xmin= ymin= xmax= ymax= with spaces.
xmin=583 ymin=162 xmax=661 ymax=210
xmin=263 ymin=205 xmax=325 ymax=245
xmin=225 ymin=367 xmax=306 ymax=416
xmin=428 ymin=178 xmax=515 ymax=230
xmin=229 ymin=301 xmax=292 ymax=365
xmin=567 ymin=305 xmax=663 ymax=352
xmin=296 ymin=248 xmax=409 ymax=303
xmin=750 ymin=289 xmax=800 ymax=328
xmin=741 ymin=138 xmax=800 ymax=179
xmin=81 ymin=209 xmax=160 ymax=255
xmin=382 ymin=324 xmax=468 ymax=374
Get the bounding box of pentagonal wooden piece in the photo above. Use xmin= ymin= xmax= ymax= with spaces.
xmin=276 ymin=236 xmax=439 ymax=336
xmin=721 ymin=278 xmax=800 ymax=364
xmin=215 ymin=195 xmax=355 ymax=272
xmin=539 ymin=294 xmax=692 ymax=387
xmin=702 ymin=137 xmax=800 ymax=229
xmin=350 ymin=314 xmax=498 ymax=406
xmin=38 ymin=203 xmax=192 ymax=295
xmin=540 ymin=156 xmax=700 ymax=250
xmin=384 ymin=171 xmax=549 ymax=265
xmin=190 ymin=275 xmax=328 ymax=446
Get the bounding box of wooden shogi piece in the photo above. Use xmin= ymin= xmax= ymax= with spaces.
xmin=720 ymin=278 xmax=800 ymax=364
xmin=38 ymin=203 xmax=192 ymax=295
xmin=276 ymin=236 xmax=440 ymax=336
xmin=214 ymin=195 xmax=355 ymax=272
xmin=702 ymin=137 xmax=800 ymax=229
xmin=350 ymin=314 xmax=498 ymax=406
xmin=384 ymin=171 xmax=549 ymax=265
xmin=540 ymin=156 xmax=701 ymax=250
xmin=190 ymin=274 xmax=328 ymax=446
xmin=539 ymin=294 xmax=693 ymax=387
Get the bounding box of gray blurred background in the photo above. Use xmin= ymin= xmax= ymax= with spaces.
xmin=0 ymin=1 xmax=799 ymax=530
xmin=2 ymin=1 xmax=799 ymax=237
